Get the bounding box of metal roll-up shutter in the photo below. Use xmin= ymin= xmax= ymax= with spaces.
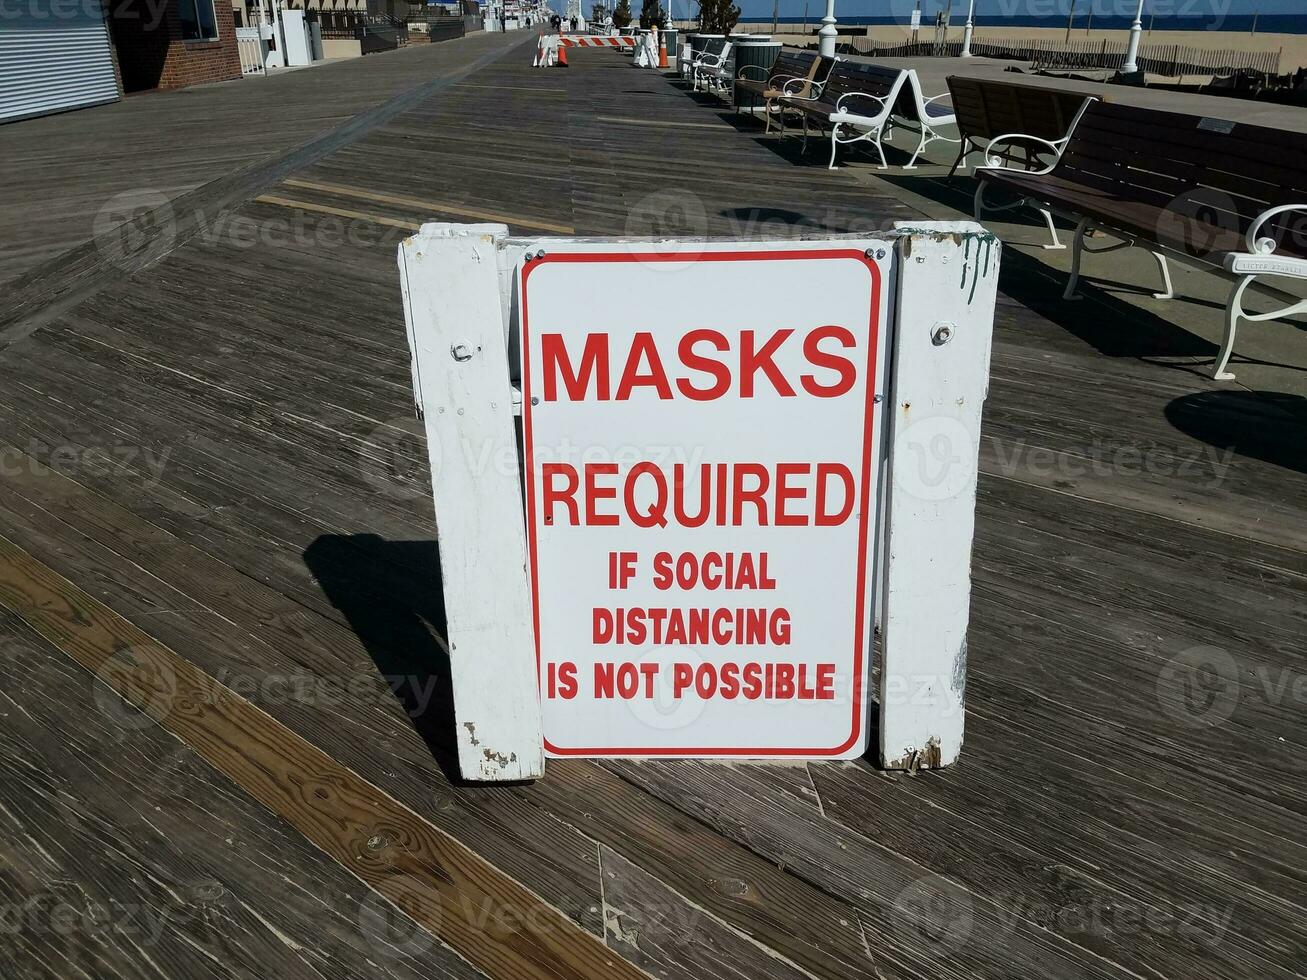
xmin=0 ymin=4 xmax=120 ymax=124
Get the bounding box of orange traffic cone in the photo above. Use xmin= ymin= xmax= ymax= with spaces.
xmin=658 ymin=31 xmax=668 ymax=69
xmin=557 ymin=42 xmax=568 ymax=67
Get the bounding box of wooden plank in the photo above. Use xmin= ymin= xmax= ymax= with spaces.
xmin=0 ymin=444 xmax=608 ymax=936
xmin=0 ymin=531 xmax=647 ymax=980
xmin=608 ymin=760 xmax=1123 ymax=980
xmin=0 ymin=453 xmax=888 ymax=980
xmin=598 ymin=846 xmax=814 ymax=980
xmin=0 ymin=615 xmax=486 ymax=980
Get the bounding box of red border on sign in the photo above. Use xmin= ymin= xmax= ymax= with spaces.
xmin=521 ymin=248 xmax=882 ymax=757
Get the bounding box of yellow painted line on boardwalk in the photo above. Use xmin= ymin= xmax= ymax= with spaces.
xmin=254 ymin=196 xmax=421 ymax=230
xmin=596 ymin=116 xmax=724 ymax=130
xmin=281 ymin=178 xmax=575 ymax=234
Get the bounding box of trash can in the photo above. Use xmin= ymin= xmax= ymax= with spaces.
xmin=733 ymin=39 xmax=782 ymax=112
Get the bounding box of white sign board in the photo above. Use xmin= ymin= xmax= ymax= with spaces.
xmin=518 ymin=242 xmax=891 ymax=758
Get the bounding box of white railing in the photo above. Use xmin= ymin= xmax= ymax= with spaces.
xmin=236 ymin=26 xmax=268 ymax=74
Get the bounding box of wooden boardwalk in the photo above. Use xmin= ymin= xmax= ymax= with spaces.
xmin=0 ymin=38 xmax=1303 ymax=980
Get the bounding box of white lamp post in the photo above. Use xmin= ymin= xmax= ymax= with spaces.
xmin=960 ymin=0 xmax=974 ymax=56
xmin=818 ymin=0 xmax=837 ymax=57
xmin=1121 ymin=0 xmax=1144 ymax=74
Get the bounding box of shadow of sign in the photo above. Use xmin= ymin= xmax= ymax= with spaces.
xmin=303 ymin=534 xmax=463 ymax=784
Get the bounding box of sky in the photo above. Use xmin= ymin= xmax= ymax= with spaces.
xmin=720 ymin=0 xmax=1300 ymax=19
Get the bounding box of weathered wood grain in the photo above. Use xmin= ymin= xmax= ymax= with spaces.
xmin=0 ymin=532 xmax=649 ymax=980
xmin=0 ymin=614 xmax=486 ymax=980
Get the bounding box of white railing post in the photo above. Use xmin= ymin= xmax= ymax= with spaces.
xmin=818 ymin=0 xmax=837 ymax=57
xmin=960 ymin=0 xmax=974 ymax=56
xmin=1122 ymin=0 xmax=1145 ymax=73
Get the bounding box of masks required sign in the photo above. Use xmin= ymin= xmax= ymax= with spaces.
xmin=519 ymin=242 xmax=891 ymax=758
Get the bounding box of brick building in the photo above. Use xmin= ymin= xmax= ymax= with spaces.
xmin=109 ymin=0 xmax=243 ymax=92
xmin=0 ymin=0 xmax=242 ymax=124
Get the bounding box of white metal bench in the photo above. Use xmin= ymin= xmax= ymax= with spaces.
xmin=972 ymin=95 xmax=1096 ymax=249
xmin=692 ymin=41 xmax=734 ymax=93
xmin=892 ymin=69 xmax=961 ymax=170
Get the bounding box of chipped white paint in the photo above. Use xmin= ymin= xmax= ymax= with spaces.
xmin=397 ymin=223 xmax=544 ymax=782
xmin=878 ymin=222 xmax=999 ymax=770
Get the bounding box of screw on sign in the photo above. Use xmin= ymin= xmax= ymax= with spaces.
xmin=519 ymin=242 xmax=890 ymax=758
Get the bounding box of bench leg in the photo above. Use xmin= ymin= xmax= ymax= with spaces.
xmin=947 ymin=141 xmax=973 ymax=182
xmin=828 ymin=124 xmax=841 ymax=169
xmin=972 ymin=182 xmax=986 ymax=222
xmin=1063 ymin=217 xmax=1090 ymax=301
xmin=874 ymin=130 xmax=889 ymax=170
xmin=1215 ymin=275 xmax=1254 ymax=381
xmin=1151 ymin=251 xmax=1175 ymax=300
xmin=904 ymin=130 xmax=928 ymax=170
xmin=1040 ymin=209 xmax=1066 ymax=250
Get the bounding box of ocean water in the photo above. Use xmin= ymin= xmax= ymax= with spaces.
xmin=735 ymin=14 xmax=1307 ymax=34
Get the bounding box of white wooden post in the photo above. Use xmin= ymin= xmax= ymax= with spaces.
xmin=398 ymin=224 xmax=544 ymax=781
xmin=878 ymin=223 xmax=999 ymax=770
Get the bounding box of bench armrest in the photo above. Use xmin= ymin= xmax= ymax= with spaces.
xmin=921 ymin=91 xmax=949 ymax=105
xmin=1246 ymin=205 xmax=1307 ymax=255
xmin=768 ymin=71 xmax=802 ymax=87
xmin=698 ymin=52 xmax=726 ymax=68
xmin=736 ymin=64 xmax=770 ymax=80
xmin=977 ymin=133 xmax=1066 ymax=176
xmin=784 ymin=76 xmax=818 ymax=96
xmin=835 ymin=91 xmax=889 ymax=114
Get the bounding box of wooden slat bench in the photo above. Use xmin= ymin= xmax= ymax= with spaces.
xmin=977 ymin=100 xmax=1307 ymax=379
xmin=778 ymin=61 xmax=908 ymax=168
xmin=734 ymin=49 xmax=835 ymax=133
xmin=946 ymin=76 xmax=1092 ymax=179
xmin=778 ymin=62 xmax=956 ymax=169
